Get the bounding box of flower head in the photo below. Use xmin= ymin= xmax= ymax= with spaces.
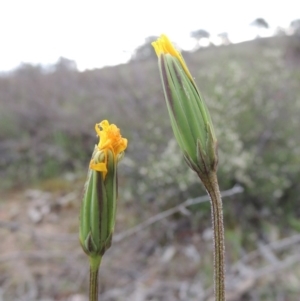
xmin=152 ymin=35 xmax=218 ymax=178
xmin=90 ymin=120 xmax=127 ymax=179
xmin=80 ymin=120 xmax=127 ymax=259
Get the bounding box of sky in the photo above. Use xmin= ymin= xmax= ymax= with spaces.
xmin=0 ymin=0 xmax=299 ymax=71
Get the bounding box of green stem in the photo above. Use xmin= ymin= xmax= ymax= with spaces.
xmin=89 ymin=256 xmax=102 ymax=301
xmin=201 ymin=172 xmax=225 ymax=301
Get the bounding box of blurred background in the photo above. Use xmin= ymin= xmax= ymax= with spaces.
xmin=1 ymin=1 xmax=300 ymax=300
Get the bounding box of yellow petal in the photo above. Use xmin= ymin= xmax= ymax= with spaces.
xmin=91 ymin=120 xmax=127 ymax=178
xmin=152 ymin=34 xmax=193 ymax=81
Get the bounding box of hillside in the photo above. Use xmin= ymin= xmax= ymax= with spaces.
xmin=1 ymin=35 xmax=300 ymax=300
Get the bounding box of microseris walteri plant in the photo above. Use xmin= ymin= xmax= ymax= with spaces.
xmin=152 ymin=35 xmax=225 ymax=301
xmin=79 ymin=120 xmax=127 ymax=301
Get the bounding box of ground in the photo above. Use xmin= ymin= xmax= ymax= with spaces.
xmin=1 ymin=177 xmax=300 ymax=301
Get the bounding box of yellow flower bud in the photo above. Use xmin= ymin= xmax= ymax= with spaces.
xmin=79 ymin=120 xmax=127 ymax=258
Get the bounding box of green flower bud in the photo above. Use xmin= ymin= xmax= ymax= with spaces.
xmin=152 ymin=35 xmax=218 ymax=178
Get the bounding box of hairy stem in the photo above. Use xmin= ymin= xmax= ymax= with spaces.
xmin=201 ymin=171 xmax=225 ymax=301
xmin=89 ymin=256 xmax=101 ymax=301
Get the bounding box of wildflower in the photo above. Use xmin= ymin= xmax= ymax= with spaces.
xmin=152 ymin=35 xmax=218 ymax=178
xmin=153 ymin=35 xmax=225 ymax=301
xmin=79 ymin=120 xmax=127 ymax=257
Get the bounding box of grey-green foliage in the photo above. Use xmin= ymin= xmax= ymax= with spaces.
xmin=147 ymin=139 xmax=198 ymax=193
xmin=215 ymin=49 xmax=300 ymax=206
